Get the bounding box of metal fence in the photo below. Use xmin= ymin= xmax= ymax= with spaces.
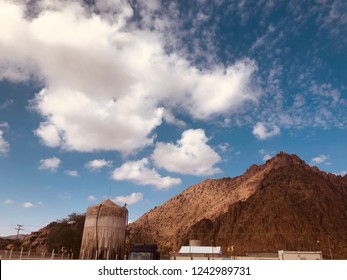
xmin=0 ymin=249 xmax=74 ymax=260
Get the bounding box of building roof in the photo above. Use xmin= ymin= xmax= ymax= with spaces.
xmin=92 ymin=199 xmax=120 ymax=208
xmin=179 ymin=246 xmax=222 ymax=254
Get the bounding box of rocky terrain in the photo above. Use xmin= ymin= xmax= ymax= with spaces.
xmin=128 ymin=152 xmax=347 ymax=259
xmin=19 ymin=213 xmax=85 ymax=258
xmin=20 ymin=223 xmax=54 ymax=252
xmin=0 ymin=238 xmax=17 ymax=250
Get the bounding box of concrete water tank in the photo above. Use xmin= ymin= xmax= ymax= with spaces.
xmin=79 ymin=199 xmax=128 ymax=259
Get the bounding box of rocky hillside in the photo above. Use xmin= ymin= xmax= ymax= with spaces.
xmin=0 ymin=238 xmax=18 ymax=250
xmin=128 ymin=152 xmax=347 ymax=259
xmin=20 ymin=213 xmax=85 ymax=258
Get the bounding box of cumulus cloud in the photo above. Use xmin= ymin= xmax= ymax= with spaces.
xmin=20 ymin=201 xmax=42 ymax=208
xmin=87 ymin=195 xmax=97 ymax=201
xmin=4 ymin=199 xmax=14 ymax=205
xmin=263 ymin=154 xmax=272 ymax=161
xmin=111 ymin=158 xmax=181 ymax=190
xmin=259 ymin=149 xmax=273 ymax=161
xmin=311 ymin=154 xmax=329 ymax=165
xmin=0 ymin=0 xmax=258 ymax=155
xmin=34 ymin=122 xmax=61 ymax=147
xmin=85 ymin=159 xmax=113 ymax=171
xmin=163 ymin=109 xmax=186 ymax=128
xmin=113 ymin=192 xmax=144 ymax=206
xmin=252 ymin=122 xmax=280 ymax=140
xmin=21 ymin=202 xmax=34 ymax=208
xmin=64 ymin=170 xmax=79 ymax=177
xmin=180 ymin=60 xmax=259 ymax=120
xmin=38 ymin=156 xmax=61 ymax=172
xmin=151 ymin=129 xmax=221 ymax=176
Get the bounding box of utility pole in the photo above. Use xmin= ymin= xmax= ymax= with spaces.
xmin=328 ymin=236 xmax=333 ymax=260
xmin=211 ymin=239 xmax=214 ymax=260
xmin=15 ymin=224 xmax=24 ymax=240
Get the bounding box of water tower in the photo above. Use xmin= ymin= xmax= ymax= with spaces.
xmin=79 ymin=199 xmax=128 ymax=259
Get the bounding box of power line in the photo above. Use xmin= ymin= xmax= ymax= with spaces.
xmin=15 ymin=224 xmax=24 ymax=240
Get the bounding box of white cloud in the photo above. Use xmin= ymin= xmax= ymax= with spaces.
xmin=259 ymin=149 xmax=273 ymax=161
xmin=0 ymin=99 xmax=14 ymax=109
xmin=21 ymin=202 xmax=34 ymax=208
xmin=113 ymin=192 xmax=144 ymax=206
xmin=34 ymin=122 xmax=61 ymax=147
xmin=180 ymin=60 xmax=259 ymax=120
xmin=0 ymin=1 xmax=259 ymax=155
xmin=38 ymin=156 xmax=61 ymax=172
xmin=263 ymin=154 xmax=272 ymax=161
xmin=222 ymin=118 xmax=232 ymax=127
xmin=87 ymin=195 xmax=97 ymax=201
xmin=4 ymin=199 xmax=14 ymax=205
xmin=85 ymin=159 xmax=113 ymax=171
xmin=311 ymin=154 xmax=329 ymax=165
xmin=0 ymin=122 xmax=10 ymax=156
xmin=252 ymin=122 xmax=280 ymax=140
xmin=217 ymin=143 xmax=230 ymax=153
xmin=335 ymin=171 xmax=347 ymax=177
xmin=64 ymin=170 xmax=79 ymax=177
xmin=310 ymin=83 xmax=340 ymax=107
xmin=0 ymin=129 xmax=10 ymax=156
xmin=251 ymin=24 xmax=276 ymax=50
xmin=151 ymin=129 xmax=221 ymax=176
xmin=163 ymin=109 xmax=186 ymax=127
xmin=0 ymin=122 xmax=9 ymax=129
xmin=20 ymin=201 xmax=43 ymax=208
xmin=111 ymin=158 xmax=181 ymax=190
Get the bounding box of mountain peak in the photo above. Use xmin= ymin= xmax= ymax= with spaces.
xmin=127 ymin=151 xmax=347 ymax=259
xmin=265 ymin=152 xmax=307 ymax=168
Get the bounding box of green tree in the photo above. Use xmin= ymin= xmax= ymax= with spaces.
xmin=46 ymin=212 xmax=85 ymax=258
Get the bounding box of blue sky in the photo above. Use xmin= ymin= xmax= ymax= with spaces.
xmin=0 ymin=0 xmax=346 ymax=237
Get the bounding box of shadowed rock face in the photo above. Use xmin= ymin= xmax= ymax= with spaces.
xmin=127 ymin=152 xmax=347 ymax=259
xmin=20 ymin=223 xmax=54 ymax=252
xmin=20 ymin=213 xmax=86 ymax=258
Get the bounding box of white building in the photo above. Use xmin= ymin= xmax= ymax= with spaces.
xmin=278 ymin=250 xmax=323 ymax=260
xmin=173 ymin=246 xmax=222 ymax=260
xmin=233 ymin=251 xmax=323 ymax=260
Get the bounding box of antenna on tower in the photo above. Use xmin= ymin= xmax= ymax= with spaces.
xmin=108 ymin=186 xmax=112 ymax=199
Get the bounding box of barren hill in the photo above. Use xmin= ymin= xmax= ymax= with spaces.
xmin=127 ymin=152 xmax=347 ymax=259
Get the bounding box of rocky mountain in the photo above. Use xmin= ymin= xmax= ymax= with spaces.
xmin=19 ymin=213 xmax=85 ymax=258
xmin=0 ymin=234 xmax=27 ymax=240
xmin=127 ymin=152 xmax=347 ymax=259
xmin=0 ymin=238 xmax=17 ymax=250
xmin=20 ymin=223 xmax=54 ymax=252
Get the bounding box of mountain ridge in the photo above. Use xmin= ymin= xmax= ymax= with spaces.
xmin=128 ymin=152 xmax=347 ymax=258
